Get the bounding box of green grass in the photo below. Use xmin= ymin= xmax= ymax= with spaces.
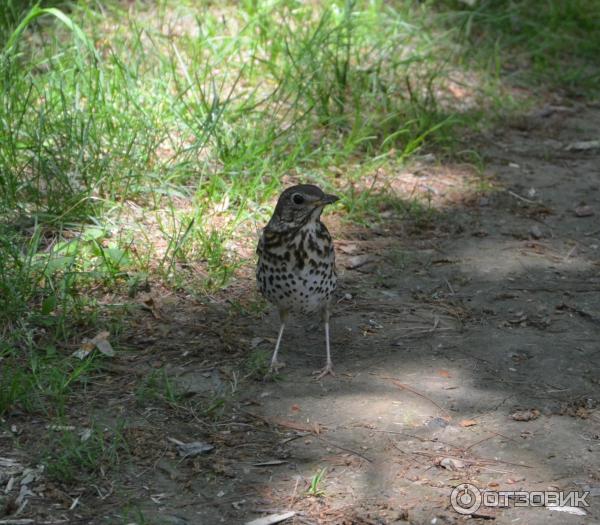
xmin=307 ymin=467 xmax=327 ymax=497
xmin=135 ymin=367 xmax=184 ymax=406
xmin=1 ymin=0 xmax=599 ymax=417
xmin=0 ymin=338 xmax=101 ymax=416
xmin=435 ymin=0 xmax=600 ymax=94
xmin=42 ymin=422 xmax=127 ymax=484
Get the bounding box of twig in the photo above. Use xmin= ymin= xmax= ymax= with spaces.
xmin=316 ymin=436 xmax=373 ymax=463
xmin=464 ymin=430 xmax=519 ymax=452
xmin=394 ymin=443 xmax=533 ymax=469
xmin=290 ymin=476 xmax=300 ymax=507
xmin=380 ymin=376 xmax=449 ymax=415
xmin=563 ymin=244 xmax=578 ymax=261
xmin=507 ymin=190 xmax=536 ymax=204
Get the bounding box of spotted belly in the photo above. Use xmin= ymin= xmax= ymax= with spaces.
xmin=256 ymin=259 xmax=336 ymax=314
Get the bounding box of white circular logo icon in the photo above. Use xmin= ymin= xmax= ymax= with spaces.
xmin=450 ymin=483 xmax=482 ymax=514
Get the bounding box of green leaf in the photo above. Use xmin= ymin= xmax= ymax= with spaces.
xmin=82 ymin=228 xmax=106 ymax=241
xmin=44 ymin=256 xmax=75 ymax=275
xmin=105 ymin=247 xmax=131 ymax=267
xmin=52 ymin=241 xmax=79 ymax=256
xmin=41 ymin=295 xmax=57 ymax=314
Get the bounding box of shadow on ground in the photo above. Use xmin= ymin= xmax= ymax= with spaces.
xmin=119 ymin=102 xmax=600 ymax=524
xmin=3 ymin=103 xmax=600 ymax=525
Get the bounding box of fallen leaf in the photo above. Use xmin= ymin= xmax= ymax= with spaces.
xmin=436 ymin=369 xmax=452 ymax=378
xmin=507 ymin=477 xmax=526 ymax=484
xmin=167 ymin=437 xmax=214 ymax=457
xmin=93 ymin=331 xmax=115 ymax=357
xmin=344 ymin=254 xmax=376 ymax=270
xmin=338 ymin=243 xmax=358 ymax=254
xmin=459 ymin=419 xmax=478 ymax=427
xmin=72 ymin=331 xmax=114 ymax=359
xmin=270 ymin=417 xmax=325 ymax=435
xmin=140 ymin=294 xmax=162 ymax=320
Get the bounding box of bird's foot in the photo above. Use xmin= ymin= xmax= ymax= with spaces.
xmin=313 ymin=362 xmax=335 ymax=380
xmin=263 ymin=360 xmax=285 ymax=381
xmin=269 ymin=360 xmax=285 ymax=373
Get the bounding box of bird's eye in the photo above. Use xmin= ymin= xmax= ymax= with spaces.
xmin=292 ymin=193 xmax=305 ymax=205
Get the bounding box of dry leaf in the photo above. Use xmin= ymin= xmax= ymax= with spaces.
xmin=140 ymin=294 xmax=162 ymax=320
xmin=167 ymin=437 xmax=214 ymax=457
xmin=73 ymin=331 xmax=114 ymax=359
xmin=459 ymin=419 xmax=478 ymax=427
xmin=270 ymin=417 xmax=325 ymax=435
xmin=344 ymin=254 xmax=376 ymax=270
xmin=338 ymin=243 xmax=358 ymax=254
xmin=93 ymin=331 xmax=114 ymax=357
xmin=436 ymin=369 xmax=451 ymax=378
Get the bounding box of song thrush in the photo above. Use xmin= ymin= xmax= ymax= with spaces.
xmin=256 ymin=184 xmax=339 ymax=378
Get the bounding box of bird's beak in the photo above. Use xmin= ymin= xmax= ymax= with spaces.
xmin=319 ymin=194 xmax=339 ymax=206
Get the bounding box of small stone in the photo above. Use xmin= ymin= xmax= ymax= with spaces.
xmin=438 ymin=457 xmax=465 ymax=470
xmin=529 ymin=225 xmax=543 ymax=239
xmin=575 ymin=205 xmax=594 ymax=217
xmin=566 ymin=140 xmax=600 ymax=151
xmin=511 ymin=408 xmax=540 ymax=421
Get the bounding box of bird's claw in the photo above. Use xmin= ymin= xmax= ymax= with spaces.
xmin=263 ymin=360 xmax=285 ymax=381
xmin=269 ymin=360 xmax=285 ymax=373
xmin=313 ymin=363 xmax=335 ymax=379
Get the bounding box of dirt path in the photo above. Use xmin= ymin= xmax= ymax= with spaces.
xmin=3 ymin=104 xmax=599 ymax=525
xmin=209 ymin=102 xmax=600 ymax=524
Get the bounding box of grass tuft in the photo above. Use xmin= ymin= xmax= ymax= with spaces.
xmin=0 ymin=0 xmax=598 ymax=413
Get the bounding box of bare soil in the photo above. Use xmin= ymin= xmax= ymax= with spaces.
xmin=2 ymin=101 xmax=600 ymax=524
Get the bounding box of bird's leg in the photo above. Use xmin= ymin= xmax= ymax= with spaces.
xmin=314 ymin=305 xmax=334 ymax=379
xmin=269 ymin=310 xmax=287 ymax=373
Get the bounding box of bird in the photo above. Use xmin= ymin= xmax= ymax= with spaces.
xmin=256 ymin=184 xmax=339 ymax=378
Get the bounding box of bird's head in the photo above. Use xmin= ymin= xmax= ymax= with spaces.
xmin=267 ymin=184 xmax=339 ymax=232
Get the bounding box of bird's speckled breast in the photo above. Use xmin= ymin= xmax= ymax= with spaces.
xmin=256 ymin=220 xmax=336 ymax=314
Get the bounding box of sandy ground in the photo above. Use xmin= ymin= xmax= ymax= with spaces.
xmin=2 ymin=102 xmax=599 ymax=524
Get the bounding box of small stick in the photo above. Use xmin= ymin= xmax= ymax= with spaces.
xmin=507 ymin=190 xmax=536 ymax=204
xmin=316 ymin=436 xmax=373 ymax=463
xmin=564 ymin=244 xmax=577 ymax=260
xmin=380 ymin=376 xmax=449 ymax=415
xmin=290 ymin=476 xmax=300 ymax=507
